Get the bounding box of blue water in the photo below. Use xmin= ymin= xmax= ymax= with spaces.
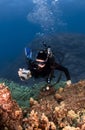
xmin=61 ymin=1 xmax=85 ymax=33
xmin=0 ymin=0 xmax=41 ymax=69
xmin=0 ymin=17 xmax=40 ymax=66
xmin=0 ymin=0 xmax=85 ymax=81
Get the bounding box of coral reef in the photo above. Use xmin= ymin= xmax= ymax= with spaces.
xmin=22 ymin=80 xmax=85 ymax=130
xmin=0 ymin=80 xmax=85 ymax=130
xmin=0 ymin=83 xmax=23 ymax=130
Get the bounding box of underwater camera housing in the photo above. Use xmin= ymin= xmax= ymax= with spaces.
xmin=18 ymin=68 xmax=32 ymax=81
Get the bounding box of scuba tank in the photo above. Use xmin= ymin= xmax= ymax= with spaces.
xmin=42 ymin=42 xmax=53 ymax=57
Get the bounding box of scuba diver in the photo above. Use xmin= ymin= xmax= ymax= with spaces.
xmin=18 ymin=43 xmax=71 ymax=90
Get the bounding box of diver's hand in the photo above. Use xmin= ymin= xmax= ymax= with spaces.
xmin=18 ymin=68 xmax=32 ymax=81
xmin=66 ymin=80 xmax=72 ymax=86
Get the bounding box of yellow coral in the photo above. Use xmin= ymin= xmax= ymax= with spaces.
xmin=49 ymin=122 xmax=56 ymax=130
xmin=28 ymin=110 xmax=39 ymax=128
xmin=30 ymin=97 xmax=38 ymax=106
xmin=62 ymin=125 xmax=80 ymax=130
xmin=67 ymin=110 xmax=78 ymax=120
xmin=81 ymin=123 xmax=85 ymax=130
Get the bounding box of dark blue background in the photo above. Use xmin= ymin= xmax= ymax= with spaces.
xmin=0 ymin=0 xmax=85 ymax=80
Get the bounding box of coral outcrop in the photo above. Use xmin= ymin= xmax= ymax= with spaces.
xmin=0 ymin=80 xmax=85 ymax=130
xmin=0 ymin=83 xmax=23 ymax=130
xmin=22 ymin=80 xmax=85 ymax=130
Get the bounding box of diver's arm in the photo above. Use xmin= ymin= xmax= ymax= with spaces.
xmin=45 ymin=56 xmax=55 ymax=84
xmin=48 ymin=55 xmax=71 ymax=85
xmin=54 ymin=62 xmax=71 ymax=85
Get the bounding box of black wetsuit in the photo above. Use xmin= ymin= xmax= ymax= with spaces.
xmin=27 ymin=55 xmax=71 ymax=83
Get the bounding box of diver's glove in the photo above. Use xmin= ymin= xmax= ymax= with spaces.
xmin=66 ymin=80 xmax=72 ymax=86
xmin=18 ymin=68 xmax=32 ymax=81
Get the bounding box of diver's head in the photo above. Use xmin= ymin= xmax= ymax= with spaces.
xmin=36 ymin=50 xmax=47 ymax=68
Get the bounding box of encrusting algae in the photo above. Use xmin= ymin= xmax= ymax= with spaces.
xmin=0 ymin=80 xmax=85 ymax=130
